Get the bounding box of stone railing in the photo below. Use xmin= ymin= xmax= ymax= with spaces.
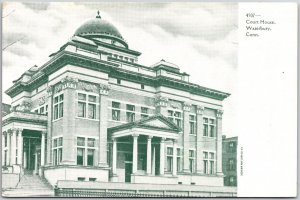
xmin=54 ymin=180 xmax=237 ymax=197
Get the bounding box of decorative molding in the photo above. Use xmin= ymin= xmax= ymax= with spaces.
xmin=217 ymin=109 xmax=223 ymax=119
xmin=38 ymin=96 xmax=46 ymax=106
xmin=15 ymin=99 xmax=32 ymax=112
xmin=99 ymin=83 xmax=110 ymax=96
xmin=132 ymin=133 xmax=139 ymax=138
xmin=183 ymin=102 xmax=191 ymax=112
xmin=196 ymin=105 xmax=205 ymax=115
xmin=155 ymin=95 xmax=168 ymax=107
xmin=47 ymin=85 xmax=53 ymax=97
xmin=77 ymin=81 xmax=98 ymax=93
xmin=54 ymin=76 xmax=78 ymax=93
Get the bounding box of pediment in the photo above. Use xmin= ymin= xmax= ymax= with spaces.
xmin=108 ymin=114 xmax=181 ymax=134
xmin=142 ymin=119 xmax=172 ymax=129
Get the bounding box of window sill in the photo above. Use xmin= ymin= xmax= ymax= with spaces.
xmin=53 ymin=118 xmax=63 ymax=123
xmin=75 ymin=117 xmax=99 ymax=121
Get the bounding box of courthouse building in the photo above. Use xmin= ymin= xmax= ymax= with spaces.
xmin=2 ymin=12 xmax=230 ymax=187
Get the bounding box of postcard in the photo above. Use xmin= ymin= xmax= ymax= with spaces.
xmin=1 ymin=2 xmax=297 ymax=197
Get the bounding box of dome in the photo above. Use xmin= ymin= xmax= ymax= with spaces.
xmin=74 ymin=12 xmax=127 ymax=48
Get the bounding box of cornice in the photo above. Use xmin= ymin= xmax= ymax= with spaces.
xmin=5 ymin=51 xmax=230 ymax=101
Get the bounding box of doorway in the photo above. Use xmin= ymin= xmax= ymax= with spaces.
xmin=22 ymin=130 xmax=42 ymax=173
xmin=125 ymin=162 xmax=132 ymax=183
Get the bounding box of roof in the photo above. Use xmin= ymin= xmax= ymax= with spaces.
xmin=75 ymin=18 xmax=123 ymax=39
xmin=108 ymin=114 xmax=181 ymax=134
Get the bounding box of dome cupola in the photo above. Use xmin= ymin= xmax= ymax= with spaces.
xmin=74 ymin=11 xmax=128 ymax=48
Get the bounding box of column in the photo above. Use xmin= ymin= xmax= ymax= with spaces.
xmin=41 ymin=131 xmax=46 ymax=166
xmin=172 ymin=139 xmax=177 ymax=176
xmin=216 ymin=110 xmax=224 ymax=175
xmin=112 ymin=138 xmax=117 ymax=175
xmin=196 ymin=106 xmax=204 ymax=174
xmin=46 ymin=85 xmax=53 ymax=166
xmin=155 ymin=95 xmax=168 ymax=116
xmin=7 ymin=132 xmax=11 ymax=165
xmin=98 ymin=84 xmax=110 ymax=167
xmin=159 ymin=137 xmax=165 ymax=175
xmin=23 ymin=152 xmax=27 ymax=169
xmin=17 ymin=129 xmax=23 ymax=165
xmin=183 ymin=102 xmax=191 ymax=173
xmin=146 ymin=136 xmax=152 ymax=174
xmin=11 ymin=129 xmax=17 ymax=165
xmin=34 ymin=153 xmax=38 ymax=174
xmin=2 ymin=133 xmax=5 ymax=166
xmin=132 ymin=134 xmax=139 ymax=174
xmin=151 ymin=146 xmax=156 ymax=175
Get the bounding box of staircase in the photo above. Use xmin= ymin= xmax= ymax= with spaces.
xmin=2 ymin=170 xmax=54 ymax=197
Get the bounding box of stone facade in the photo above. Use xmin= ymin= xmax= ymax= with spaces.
xmin=2 ymin=13 xmax=230 ymax=188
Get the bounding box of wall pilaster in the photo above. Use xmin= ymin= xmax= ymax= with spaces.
xmin=98 ymin=84 xmax=110 ymax=167
xmin=216 ymin=109 xmax=223 ymax=175
xmin=183 ymin=102 xmax=191 ymax=173
xmin=46 ymin=85 xmax=53 ymax=166
xmin=196 ymin=105 xmax=204 ymax=174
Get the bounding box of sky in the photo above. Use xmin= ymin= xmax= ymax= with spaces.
xmin=2 ymin=2 xmax=238 ymax=137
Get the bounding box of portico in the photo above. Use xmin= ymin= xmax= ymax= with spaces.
xmin=2 ymin=111 xmax=47 ymax=175
xmin=108 ymin=115 xmax=180 ymax=183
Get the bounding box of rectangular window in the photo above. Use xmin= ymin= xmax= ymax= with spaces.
xmin=112 ymin=102 xmax=121 ymax=121
xmin=141 ymin=84 xmax=145 ymax=89
xmin=77 ymin=148 xmax=84 ymax=165
xmin=126 ymin=104 xmax=135 ymax=122
xmin=228 ymin=159 xmax=235 ymax=171
xmin=78 ymin=177 xmax=85 ymax=181
xmin=117 ymin=79 xmax=121 ymax=84
xmin=53 ymin=137 xmax=63 ymax=166
xmin=77 ymin=93 xmax=97 ymax=119
xmin=77 ymin=137 xmax=85 ymax=146
xmin=53 ymin=94 xmax=64 ymax=120
xmin=209 ymin=119 xmax=215 ymax=137
xmin=141 ymin=107 xmax=149 ymax=119
xmin=78 ymin=102 xmax=86 ymax=117
xmin=189 ymin=150 xmax=195 ymax=173
xmin=166 ymin=147 xmax=173 ymax=172
xmin=203 ymin=151 xmax=215 ymax=174
xmin=189 ymin=115 xmax=196 ymax=135
xmin=176 ymin=148 xmax=183 ymax=172
xmin=203 ymin=118 xmax=208 ymax=136
xmin=168 ymin=110 xmax=182 ymax=128
xmin=40 ymin=107 xmax=44 ymax=114
xmin=203 ymin=117 xmax=215 ymax=137
xmin=89 ymin=178 xmax=96 ymax=181
xmin=87 ymin=138 xmax=95 ymax=147
xmin=53 ymin=149 xmax=57 ymax=166
xmin=76 ymin=136 xmax=97 ymax=166
xmin=87 ymin=149 xmax=94 ymax=166
xmin=45 ymin=105 xmax=48 ymax=115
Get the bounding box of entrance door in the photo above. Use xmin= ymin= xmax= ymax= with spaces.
xmin=23 ymin=137 xmax=41 ymax=172
xmin=125 ymin=163 xmax=132 ymax=183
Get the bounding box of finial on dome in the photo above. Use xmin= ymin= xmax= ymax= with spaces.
xmin=96 ymin=10 xmax=101 ymax=19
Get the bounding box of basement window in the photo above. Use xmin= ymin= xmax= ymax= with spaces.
xmin=89 ymin=178 xmax=96 ymax=182
xmin=117 ymin=79 xmax=121 ymax=84
xmin=141 ymin=84 xmax=145 ymax=89
xmin=78 ymin=177 xmax=85 ymax=181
